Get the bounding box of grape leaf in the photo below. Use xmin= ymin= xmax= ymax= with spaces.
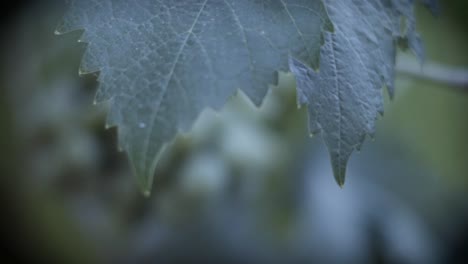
xmin=289 ymin=0 xmax=426 ymax=186
xmin=56 ymin=0 xmax=333 ymax=194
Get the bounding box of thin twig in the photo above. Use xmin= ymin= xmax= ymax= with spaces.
xmin=396 ymin=55 xmax=468 ymax=89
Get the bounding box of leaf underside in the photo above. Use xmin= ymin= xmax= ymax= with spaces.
xmin=57 ymin=0 xmax=430 ymax=194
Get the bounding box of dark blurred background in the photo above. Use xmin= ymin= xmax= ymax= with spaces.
xmin=1 ymin=1 xmax=468 ymax=263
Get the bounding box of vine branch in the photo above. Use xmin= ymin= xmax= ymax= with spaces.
xmin=396 ymin=55 xmax=468 ymax=90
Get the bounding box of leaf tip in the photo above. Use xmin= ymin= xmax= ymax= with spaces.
xmin=131 ymin=162 xmax=156 ymax=197
xmin=137 ymin=176 xmax=153 ymax=197
xmin=330 ymin=152 xmax=348 ymax=188
xmin=333 ymin=169 xmax=346 ymax=188
xmin=78 ymin=68 xmax=86 ymax=76
xmin=337 ymin=180 xmax=345 ymax=188
xmin=139 ymin=172 xmax=155 ymax=197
